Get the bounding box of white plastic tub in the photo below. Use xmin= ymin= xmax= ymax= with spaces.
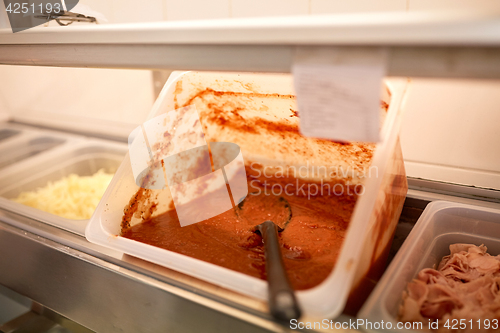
xmin=0 ymin=140 xmax=126 ymax=235
xmin=359 ymin=201 xmax=500 ymax=332
xmin=86 ymin=71 xmax=408 ymax=319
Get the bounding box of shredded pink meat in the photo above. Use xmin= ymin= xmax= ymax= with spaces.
xmin=399 ymin=244 xmax=500 ymax=332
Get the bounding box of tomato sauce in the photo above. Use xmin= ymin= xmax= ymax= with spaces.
xmin=122 ymin=183 xmax=355 ymax=291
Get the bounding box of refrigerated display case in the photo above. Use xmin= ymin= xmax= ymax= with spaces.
xmin=1 ymin=11 xmax=500 ymax=333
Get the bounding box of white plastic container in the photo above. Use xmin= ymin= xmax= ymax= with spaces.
xmin=86 ymin=72 xmax=408 ymax=319
xmin=359 ymin=201 xmax=500 ymax=332
xmin=0 ymin=139 xmax=126 ymax=235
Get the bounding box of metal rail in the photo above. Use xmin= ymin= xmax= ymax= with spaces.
xmin=1 ymin=12 xmax=500 ymax=78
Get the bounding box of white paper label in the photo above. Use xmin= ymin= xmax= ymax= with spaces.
xmin=292 ymin=47 xmax=387 ymax=143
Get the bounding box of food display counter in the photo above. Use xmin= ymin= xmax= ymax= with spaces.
xmin=1 ymin=11 xmax=500 ymax=333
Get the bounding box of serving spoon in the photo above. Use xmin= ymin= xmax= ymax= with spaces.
xmin=236 ymin=193 xmax=302 ymax=322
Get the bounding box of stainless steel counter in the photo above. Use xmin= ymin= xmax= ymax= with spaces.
xmin=0 ymin=209 xmax=285 ymax=332
xmin=1 ymin=188 xmax=498 ymax=332
xmin=0 ymin=195 xmax=424 ymax=333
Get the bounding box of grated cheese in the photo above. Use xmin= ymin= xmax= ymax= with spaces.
xmin=12 ymin=169 xmax=114 ymax=220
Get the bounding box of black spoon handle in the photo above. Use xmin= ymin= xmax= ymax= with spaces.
xmin=257 ymin=221 xmax=302 ymax=322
